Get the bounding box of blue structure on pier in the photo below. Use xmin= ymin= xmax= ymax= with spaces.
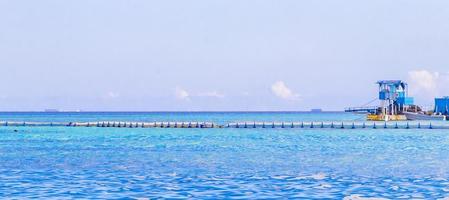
xmin=345 ymin=80 xmax=415 ymax=119
xmin=376 ymin=80 xmax=414 ymax=115
xmin=435 ymin=97 xmax=449 ymax=115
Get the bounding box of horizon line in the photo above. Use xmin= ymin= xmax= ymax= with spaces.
xmin=0 ymin=110 xmax=345 ymax=113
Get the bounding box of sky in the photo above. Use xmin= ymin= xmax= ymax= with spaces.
xmin=0 ymin=0 xmax=448 ymax=111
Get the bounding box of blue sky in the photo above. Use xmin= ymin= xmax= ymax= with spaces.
xmin=0 ymin=0 xmax=448 ymax=111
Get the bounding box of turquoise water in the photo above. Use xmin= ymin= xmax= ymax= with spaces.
xmin=1 ymin=112 xmax=449 ymax=199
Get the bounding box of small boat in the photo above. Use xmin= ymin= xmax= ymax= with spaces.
xmin=403 ymin=111 xmax=447 ymax=121
xmin=367 ymin=114 xmax=407 ymax=121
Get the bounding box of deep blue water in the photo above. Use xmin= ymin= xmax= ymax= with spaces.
xmin=1 ymin=112 xmax=449 ymax=199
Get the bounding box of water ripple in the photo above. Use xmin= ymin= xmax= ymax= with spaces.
xmin=2 ymin=126 xmax=449 ymax=198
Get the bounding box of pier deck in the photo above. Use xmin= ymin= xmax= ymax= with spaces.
xmin=344 ymin=106 xmax=377 ymax=113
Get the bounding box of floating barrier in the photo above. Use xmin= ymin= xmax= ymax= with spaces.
xmin=225 ymin=121 xmax=449 ymax=129
xmin=0 ymin=121 xmax=448 ymax=129
xmin=0 ymin=121 xmax=219 ymax=129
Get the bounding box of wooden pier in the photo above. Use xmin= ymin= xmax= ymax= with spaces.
xmin=0 ymin=121 xmax=448 ymax=129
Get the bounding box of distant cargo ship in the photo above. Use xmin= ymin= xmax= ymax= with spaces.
xmin=44 ymin=109 xmax=60 ymax=112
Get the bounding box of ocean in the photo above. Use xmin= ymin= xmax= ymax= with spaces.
xmin=1 ymin=112 xmax=449 ymax=199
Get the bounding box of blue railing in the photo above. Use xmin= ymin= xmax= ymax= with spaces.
xmin=344 ymin=106 xmax=377 ymax=113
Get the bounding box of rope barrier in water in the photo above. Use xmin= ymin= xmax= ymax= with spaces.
xmin=0 ymin=121 xmax=448 ymax=129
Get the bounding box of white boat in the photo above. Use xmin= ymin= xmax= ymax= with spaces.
xmin=404 ymin=111 xmax=447 ymax=121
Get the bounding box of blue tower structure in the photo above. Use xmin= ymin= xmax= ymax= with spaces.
xmin=434 ymin=97 xmax=449 ymax=115
xmin=376 ymin=80 xmax=414 ymax=116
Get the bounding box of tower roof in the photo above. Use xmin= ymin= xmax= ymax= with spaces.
xmin=376 ymin=80 xmax=406 ymax=85
xmin=376 ymin=80 xmax=407 ymax=88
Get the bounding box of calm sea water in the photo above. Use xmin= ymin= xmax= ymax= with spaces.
xmin=1 ymin=112 xmax=449 ymax=199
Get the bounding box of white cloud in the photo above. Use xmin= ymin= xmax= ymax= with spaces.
xmin=408 ymin=70 xmax=439 ymax=92
xmin=106 ymin=92 xmax=120 ymax=99
xmin=407 ymin=70 xmax=449 ymax=100
xmin=271 ymin=81 xmax=300 ymax=100
xmin=197 ymin=91 xmax=225 ymax=98
xmin=175 ymin=87 xmax=190 ymax=100
xmin=175 ymin=87 xmax=225 ymax=100
xmin=241 ymin=91 xmax=250 ymax=96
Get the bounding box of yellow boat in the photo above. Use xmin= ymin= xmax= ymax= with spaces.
xmin=367 ymin=114 xmax=407 ymax=121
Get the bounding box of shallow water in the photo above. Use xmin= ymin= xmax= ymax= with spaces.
xmin=1 ymin=112 xmax=449 ymax=199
